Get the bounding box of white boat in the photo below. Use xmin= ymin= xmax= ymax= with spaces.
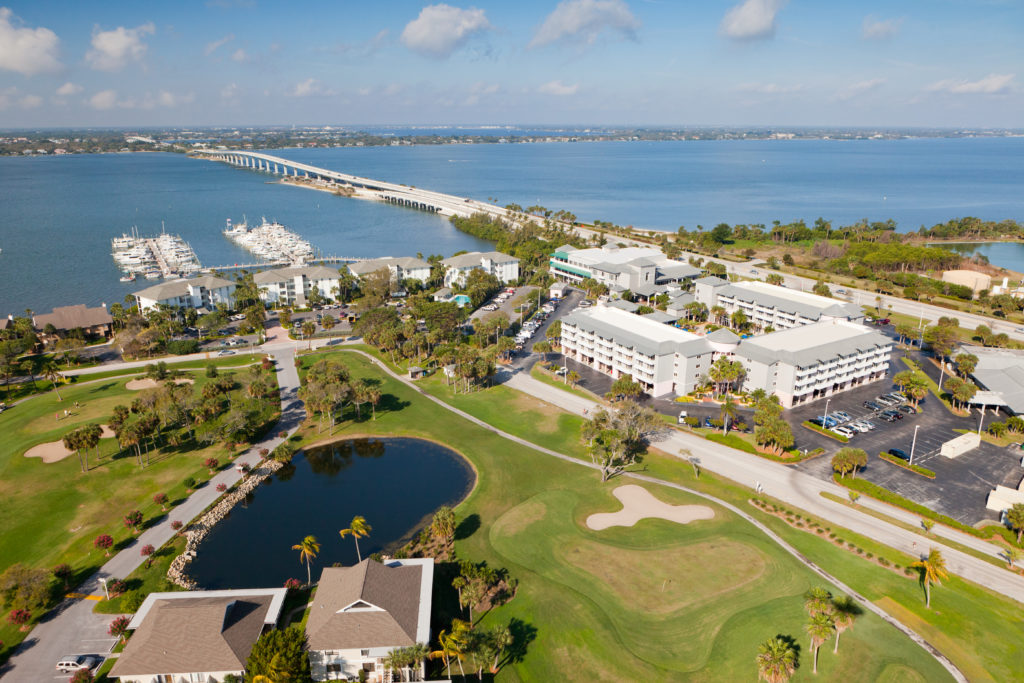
xmin=119 ymin=273 xmax=137 ymax=282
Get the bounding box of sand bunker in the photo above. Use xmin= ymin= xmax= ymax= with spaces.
xmin=125 ymin=377 xmax=195 ymax=390
xmin=24 ymin=425 xmax=116 ymax=463
xmin=586 ymin=485 xmax=715 ymax=531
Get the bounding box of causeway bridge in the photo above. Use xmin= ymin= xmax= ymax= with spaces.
xmin=192 ymin=149 xmax=513 ymax=220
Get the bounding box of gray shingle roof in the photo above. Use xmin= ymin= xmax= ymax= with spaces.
xmin=33 ymin=304 xmax=112 ymax=330
xmin=133 ymin=276 xmax=235 ymax=301
xmin=110 ymin=594 xmax=274 ymax=677
xmin=307 ymin=560 xmax=424 ymax=651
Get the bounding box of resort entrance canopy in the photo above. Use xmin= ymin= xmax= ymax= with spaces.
xmin=968 ymin=391 xmax=1008 ymax=408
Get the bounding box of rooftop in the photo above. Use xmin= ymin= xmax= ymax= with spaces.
xmin=348 ymin=256 xmax=430 ymax=275
xmin=253 ymin=265 xmax=340 ymax=283
xmin=134 ymin=275 xmax=235 ymax=301
xmin=563 ymin=305 xmax=698 ymax=356
xmin=717 ymin=280 xmax=862 ymax=320
xmin=33 ymin=304 xmax=112 ymax=330
xmin=962 ymin=346 xmax=1024 ymax=414
xmin=442 ymin=251 xmax=518 ymax=268
xmin=736 ymin=319 xmax=891 ymax=368
xmin=110 ymin=588 xmax=286 ymax=678
xmin=306 ymin=558 xmax=433 ymax=652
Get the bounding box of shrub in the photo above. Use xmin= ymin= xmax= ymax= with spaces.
xmin=683 ymin=416 xmax=700 ymax=428
xmin=70 ymin=669 xmax=94 ymax=683
xmin=272 ymin=442 xmax=296 ymax=463
xmin=284 ymin=578 xmax=302 ymax=590
xmin=183 ymin=477 xmax=196 ymax=490
xmin=122 ymin=590 xmax=146 ymax=613
xmin=153 ymin=492 xmax=168 ymax=509
xmin=206 ymin=364 xmax=218 ymax=378
xmin=108 ymin=614 xmax=131 ymax=640
xmin=140 ymin=544 xmax=155 ymax=559
xmin=53 ymin=563 xmax=73 ymax=589
xmin=166 ymin=339 xmax=199 ymax=355
xmin=94 ymin=534 xmax=114 ymax=555
xmin=123 ymin=509 xmax=144 ymax=532
xmin=216 ymin=483 xmax=227 ymax=492
xmin=878 ymin=451 xmax=936 ymax=478
xmin=171 ymin=520 xmax=184 ymax=532
xmin=107 ymin=579 xmax=127 ymax=595
xmin=260 ymin=448 xmax=270 ymax=458
xmin=6 ymin=609 xmax=30 ymax=627
xmin=204 ymin=457 xmax=220 ymax=473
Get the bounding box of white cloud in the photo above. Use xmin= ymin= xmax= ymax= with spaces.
xmin=735 ymin=82 xmax=802 ymax=94
xmin=400 ymin=4 xmax=492 ymax=58
xmin=530 ymin=0 xmax=639 ymax=48
xmin=56 ymin=82 xmax=83 ymax=96
xmin=220 ymin=82 xmax=241 ymax=100
xmin=719 ymin=0 xmax=786 ymax=41
xmin=927 ymin=73 xmax=1015 ymax=95
xmin=538 ymin=80 xmax=580 ymax=96
xmin=862 ymin=16 xmax=901 ymax=41
xmin=88 ymin=89 xmax=120 ymax=110
xmin=290 ymin=78 xmax=336 ymax=97
xmin=231 ymin=48 xmax=250 ymax=63
xmin=836 ymin=78 xmax=885 ymax=101
xmin=18 ymin=94 xmax=42 ymax=108
xmin=86 ymin=22 xmax=155 ymax=71
xmin=0 ymin=8 xmax=62 ymax=75
xmin=204 ymin=33 xmax=234 ymax=56
xmin=157 ymin=90 xmax=195 ymax=107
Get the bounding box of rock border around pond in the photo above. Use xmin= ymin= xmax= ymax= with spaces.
xmin=167 ymin=458 xmax=284 ymax=590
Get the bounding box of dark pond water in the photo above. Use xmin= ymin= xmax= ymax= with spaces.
xmin=187 ymin=437 xmax=474 ymax=589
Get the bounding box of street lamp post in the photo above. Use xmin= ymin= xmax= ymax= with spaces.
xmin=823 ymin=397 xmax=831 ymax=428
xmin=978 ymin=403 xmax=988 ymax=436
xmin=98 ymin=577 xmax=109 ymax=601
xmin=909 ymin=424 xmax=921 ymax=466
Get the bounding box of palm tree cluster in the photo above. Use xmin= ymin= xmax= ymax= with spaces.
xmin=830 ymin=447 xmax=868 ymax=479
xmin=430 ymin=618 xmax=515 ymax=680
xmin=382 ymin=643 xmax=431 ymax=682
xmin=943 ymin=375 xmax=978 ymax=411
xmin=580 ymin=400 xmax=662 ymax=481
xmin=299 ymin=359 xmax=383 ymax=433
xmin=761 ymin=586 xmax=860 ymax=677
xmin=752 ymin=393 xmax=794 ymax=455
xmin=708 ymin=356 xmax=745 ymax=398
xmin=452 ymin=560 xmax=514 ymax=623
xmin=891 ymin=369 xmax=929 ymax=408
xmin=62 ymin=423 xmax=103 ymax=473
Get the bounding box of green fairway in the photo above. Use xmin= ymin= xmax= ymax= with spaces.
xmin=293 ymin=350 xmax=956 ymax=681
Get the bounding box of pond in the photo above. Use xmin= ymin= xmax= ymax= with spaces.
xmin=187 ymin=437 xmax=475 ymax=589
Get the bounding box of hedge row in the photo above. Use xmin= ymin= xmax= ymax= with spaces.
xmin=877 ymin=451 xmax=936 ymax=478
xmin=833 ymin=474 xmax=1021 ymax=547
xmin=801 ymin=421 xmax=849 ymax=443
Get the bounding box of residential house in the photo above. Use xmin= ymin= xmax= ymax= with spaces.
xmin=134 ymin=276 xmax=236 ymax=313
xmin=307 ymin=558 xmax=433 ymax=682
xmin=33 ymin=304 xmax=114 ymax=342
xmin=108 ymin=588 xmax=287 ymax=683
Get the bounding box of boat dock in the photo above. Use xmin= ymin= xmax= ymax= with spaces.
xmin=111 ymin=228 xmax=201 ymax=280
xmin=223 ymin=217 xmax=317 ymax=264
xmin=201 ymin=255 xmax=368 ymax=273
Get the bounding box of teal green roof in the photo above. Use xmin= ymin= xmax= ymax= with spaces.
xmin=549 ymin=260 xmax=590 ymax=277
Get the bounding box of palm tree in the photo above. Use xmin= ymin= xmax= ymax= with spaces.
xmin=831 ymin=596 xmax=859 ymax=653
xmin=339 ymin=515 xmax=371 ymax=562
xmin=720 ymin=395 xmax=738 ymax=434
xmin=566 ymin=369 xmax=580 ymax=387
xmin=292 ymin=535 xmax=320 ymax=585
xmin=911 ymin=547 xmax=949 ymax=608
xmin=41 ymin=360 xmax=64 ymax=401
xmin=430 ymin=620 xmax=470 ymax=679
xmin=756 ymin=636 xmax=797 ymax=683
xmin=803 ymin=586 xmax=832 ymax=617
xmin=431 ymin=506 xmax=456 ymax=545
xmin=806 ymin=612 xmax=835 ymax=674
xmin=1005 ymin=503 xmax=1024 ymax=543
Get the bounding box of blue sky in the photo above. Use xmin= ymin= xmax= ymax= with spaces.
xmin=0 ymin=0 xmax=1021 ymax=128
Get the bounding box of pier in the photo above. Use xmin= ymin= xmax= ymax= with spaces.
xmin=191 ymin=149 xmax=517 ymax=221
xmin=202 ymin=255 xmax=368 ymax=273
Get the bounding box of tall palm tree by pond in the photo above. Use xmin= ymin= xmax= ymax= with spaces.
xmin=292 ymin=535 xmax=320 ymax=585
xmin=756 ymin=637 xmax=797 ymax=682
xmin=911 ymin=547 xmax=950 ymax=608
xmin=339 ymin=515 xmax=372 ymax=562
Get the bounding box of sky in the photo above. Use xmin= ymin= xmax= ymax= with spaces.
xmin=0 ymin=0 xmax=1021 ymax=128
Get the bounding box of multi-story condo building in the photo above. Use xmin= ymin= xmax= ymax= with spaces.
xmin=134 ymin=276 xmax=236 ymax=313
xmin=561 ymin=305 xmax=891 ymax=405
xmin=442 ymin=251 xmax=519 ymax=287
xmin=347 ymin=256 xmax=432 ymax=284
xmin=549 ymin=245 xmax=700 ymax=298
xmin=735 ymin=319 xmax=893 ymax=407
xmin=694 ymin=277 xmax=862 ymax=331
xmin=253 ymin=265 xmax=341 ymax=307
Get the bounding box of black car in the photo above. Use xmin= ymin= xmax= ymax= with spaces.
xmin=881 ymin=409 xmax=903 ymax=420
xmin=888 ymin=448 xmax=910 ymax=462
xmin=864 ymin=401 xmax=882 ymax=411
xmin=899 ymin=404 xmax=915 ymax=414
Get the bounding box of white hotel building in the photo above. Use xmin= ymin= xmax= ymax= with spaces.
xmin=134 ymin=275 xmax=236 ymax=313
xmin=694 ymin=277 xmax=863 ymax=330
xmin=254 ymin=265 xmax=341 ymax=307
xmin=560 ymin=304 xmax=892 ymax=406
xmin=442 ymin=251 xmax=520 ymax=287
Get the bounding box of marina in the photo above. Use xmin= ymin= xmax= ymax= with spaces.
xmin=222 ymin=217 xmax=316 ymax=265
xmin=110 ymin=228 xmax=201 ymax=280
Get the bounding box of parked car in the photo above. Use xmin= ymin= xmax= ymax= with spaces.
xmin=880 ymin=410 xmax=901 ymax=422
xmin=831 ymin=410 xmax=852 ymax=422
xmin=831 ymin=426 xmax=855 ymax=438
xmin=863 ymin=400 xmax=882 ymax=411
xmin=847 ymin=422 xmax=871 ymax=433
xmin=876 ymin=396 xmax=898 ymax=407
xmin=899 ymin=404 xmax=915 ymax=414
xmin=217 ymin=349 xmax=235 ymax=356
xmin=57 ymin=655 xmax=99 ymax=673
xmin=857 ymin=419 xmax=877 ymax=430
xmin=885 ymin=392 xmax=907 ymax=403
xmin=888 ymin=448 xmax=911 ymax=462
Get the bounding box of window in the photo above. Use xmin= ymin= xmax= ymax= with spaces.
xmin=361 ymin=649 xmax=371 ymax=657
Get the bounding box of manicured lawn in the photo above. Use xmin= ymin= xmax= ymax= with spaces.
xmin=0 ymin=361 xmax=277 ymax=660
xmin=293 ymin=349 xmax=957 ymax=681
xmin=529 ymin=363 xmax=599 ymax=402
